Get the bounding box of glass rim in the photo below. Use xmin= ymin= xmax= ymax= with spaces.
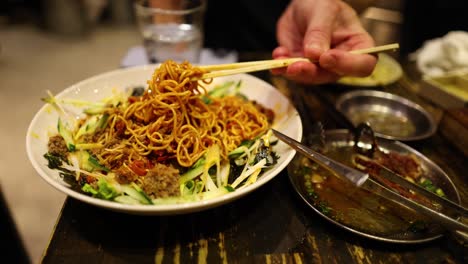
xmin=134 ymin=0 xmax=206 ymax=16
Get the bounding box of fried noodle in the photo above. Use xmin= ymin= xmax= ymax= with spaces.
xmin=90 ymin=60 xmax=270 ymax=170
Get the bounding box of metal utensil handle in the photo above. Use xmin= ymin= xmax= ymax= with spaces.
xmin=353 ymin=153 xmax=468 ymax=217
xmin=363 ymin=179 xmax=468 ymax=233
xmin=272 ymin=129 xmax=468 ymax=233
xmin=377 ymin=166 xmax=468 ymax=217
xmin=272 ymin=129 xmax=369 ymax=186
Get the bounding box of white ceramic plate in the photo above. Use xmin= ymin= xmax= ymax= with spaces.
xmin=26 ymin=65 xmax=303 ymax=215
xmin=337 ymin=53 xmax=403 ymax=87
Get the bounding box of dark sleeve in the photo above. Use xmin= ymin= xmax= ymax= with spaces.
xmin=203 ymin=0 xmax=290 ymax=52
xmin=399 ymin=0 xmax=468 ymax=56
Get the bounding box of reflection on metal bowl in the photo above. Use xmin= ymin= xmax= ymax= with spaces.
xmin=335 ymin=90 xmax=437 ymax=141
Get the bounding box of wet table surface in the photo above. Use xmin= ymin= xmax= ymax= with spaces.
xmin=42 ymin=53 xmax=468 ymax=264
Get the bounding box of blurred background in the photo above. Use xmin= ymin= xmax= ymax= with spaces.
xmin=1 ymin=1 xmax=141 ymax=264
xmin=0 ymin=0 xmax=406 ymax=263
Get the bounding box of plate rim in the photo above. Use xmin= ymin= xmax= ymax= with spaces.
xmin=26 ymin=65 xmax=303 ymax=215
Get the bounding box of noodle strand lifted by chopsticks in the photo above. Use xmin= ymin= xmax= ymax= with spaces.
xmin=93 ymin=60 xmax=270 ymax=169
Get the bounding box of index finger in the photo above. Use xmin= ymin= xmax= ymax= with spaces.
xmin=302 ymin=0 xmax=340 ymax=60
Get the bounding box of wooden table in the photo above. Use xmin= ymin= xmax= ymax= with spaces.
xmin=42 ymin=54 xmax=468 ymax=263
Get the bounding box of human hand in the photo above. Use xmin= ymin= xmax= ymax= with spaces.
xmin=272 ymin=0 xmax=377 ymax=84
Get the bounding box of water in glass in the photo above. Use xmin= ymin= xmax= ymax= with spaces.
xmin=142 ymin=23 xmax=202 ymax=63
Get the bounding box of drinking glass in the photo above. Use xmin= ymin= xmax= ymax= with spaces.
xmin=134 ymin=0 xmax=206 ymax=64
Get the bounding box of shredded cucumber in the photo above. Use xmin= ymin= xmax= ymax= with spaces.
xmin=57 ymin=118 xmax=75 ymax=151
xmin=43 ymin=84 xmax=279 ymax=205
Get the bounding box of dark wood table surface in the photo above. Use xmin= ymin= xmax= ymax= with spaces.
xmin=41 ymin=53 xmax=468 ymax=264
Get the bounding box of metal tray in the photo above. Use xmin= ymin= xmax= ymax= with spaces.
xmin=420 ymin=74 xmax=468 ymax=109
xmin=287 ymin=129 xmax=461 ymax=244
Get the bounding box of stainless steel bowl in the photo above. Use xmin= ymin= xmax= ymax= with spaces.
xmin=287 ymin=129 xmax=460 ymax=244
xmin=335 ymin=90 xmax=437 ymax=141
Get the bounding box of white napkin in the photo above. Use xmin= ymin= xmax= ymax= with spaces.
xmin=120 ymin=46 xmax=238 ymax=68
xmin=412 ymin=31 xmax=468 ymax=77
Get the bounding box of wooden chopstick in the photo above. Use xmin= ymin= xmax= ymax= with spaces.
xmin=199 ymin=58 xmax=308 ymax=71
xmin=197 ymin=57 xmax=309 ymax=79
xmin=195 ymin=43 xmax=399 ymax=80
xmin=349 ymin=43 xmax=399 ymax=55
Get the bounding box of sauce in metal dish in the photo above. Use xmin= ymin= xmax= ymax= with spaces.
xmin=348 ymin=109 xmax=416 ymax=138
xmin=292 ymin=145 xmax=441 ymax=239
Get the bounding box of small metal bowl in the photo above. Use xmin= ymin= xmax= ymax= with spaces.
xmin=335 ymin=90 xmax=437 ymax=141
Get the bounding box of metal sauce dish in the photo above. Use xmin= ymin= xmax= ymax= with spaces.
xmin=287 ymin=129 xmax=461 ymax=244
xmin=335 ymin=90 xmax=437 ymax=141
